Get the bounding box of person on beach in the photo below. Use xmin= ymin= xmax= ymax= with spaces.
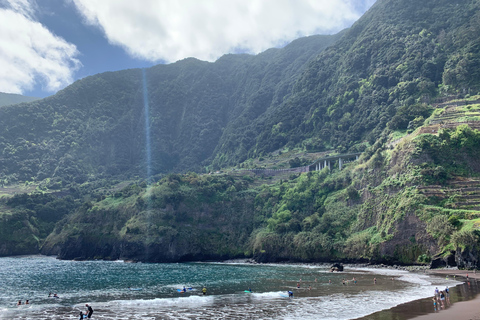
xmin=85 ymin=304 xmax=93 ymax=318
xmin=439 ymin=291 xmax=445 ymax=308
xmin=432 ymin=297 xmax=437 ymax=311
xmin=445 ymin=286 xmax=449 ymax=297
xmin=352 ymin=277 xmax=357 ymax=284
xmin=434 ymin=287 xmax=439 ymax=298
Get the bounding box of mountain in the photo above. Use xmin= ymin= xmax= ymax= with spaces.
xmin=215 ymin=0 xmax=480 ymax=165
xmin=2 ymin=0 xmax=480 ymax=266
xmin=0 ymin=92 xmax=39 ymax=107
xmin=0 ymin=33 xmax=341 ymax=186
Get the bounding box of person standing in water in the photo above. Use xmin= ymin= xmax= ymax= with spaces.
xmin=202 ymin=287 xmax=207 ymax=295
xmin=85 ymin=304 xmax=93 ymax=318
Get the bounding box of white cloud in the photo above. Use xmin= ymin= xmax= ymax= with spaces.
xmin=72 ymin=0 xmax=376 ymax=63
xmin=0 ymin=0 xmax=80 ymax=94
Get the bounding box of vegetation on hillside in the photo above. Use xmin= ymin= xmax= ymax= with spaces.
xmin=2 ymin=0 xmax=480 ymax=267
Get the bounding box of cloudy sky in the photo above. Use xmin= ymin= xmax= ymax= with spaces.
xmin=0 ymin=0 xmax=376 ymax=98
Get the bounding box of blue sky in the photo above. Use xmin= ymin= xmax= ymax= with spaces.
xmin=0 ymin=0 xmax=376 ymax=98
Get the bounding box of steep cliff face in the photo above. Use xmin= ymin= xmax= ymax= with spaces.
xmin=41 ymin=175 xmax=258 ymax=262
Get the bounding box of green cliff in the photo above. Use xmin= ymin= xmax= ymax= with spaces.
xmin=1 ymin=0 xmax=480 ymax=267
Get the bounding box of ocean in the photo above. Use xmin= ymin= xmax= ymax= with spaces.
xmin=0 ymin=256 xmax=464 ymax=319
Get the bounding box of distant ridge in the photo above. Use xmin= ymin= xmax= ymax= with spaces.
xmin=0 ymin=92 xmax=40 ymax=107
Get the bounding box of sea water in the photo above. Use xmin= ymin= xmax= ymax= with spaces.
xmin=0 ymin=256 xmax=461 ymax=319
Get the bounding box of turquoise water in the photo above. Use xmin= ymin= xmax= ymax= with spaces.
xmin=0 ymin=256 xmax=460 ymax=319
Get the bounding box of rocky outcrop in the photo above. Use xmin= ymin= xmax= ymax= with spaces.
xmin=430 ymin=252 xmax=456 ymax=269
xmin=455 ymin=248 xmax=479 ymax=270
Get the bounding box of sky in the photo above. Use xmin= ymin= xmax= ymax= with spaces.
xmin=0 ymin=0 xmax=377 ymax=98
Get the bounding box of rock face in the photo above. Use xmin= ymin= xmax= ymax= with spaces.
xmin=44 ymin=238 xmax=242 ymax=263
xmin=455 ymin=248 xmax=479 ymax=270
xmin=430 ymin=252 xmax=456 ymax=269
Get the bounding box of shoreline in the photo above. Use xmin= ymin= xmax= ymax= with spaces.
xmin=356 ymin=269 xmax=480 ymax=320
xmin=5 ymin=255 xmax=480 ymax=320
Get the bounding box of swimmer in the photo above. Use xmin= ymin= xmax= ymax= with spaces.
xmin=85 ymin=304 xmax=93 ymax=318
xmin=17 ymin=300 xmax=22 ymax=306
xmin=297 ymin=282 xmax=300 ymax=288
xmin=25 ymin=300 xmax=29 ymax=305
xmin=328 ymin=279 xmax=331 ymax=284
xmin=374 ymin=278 xmax=377 ymax=284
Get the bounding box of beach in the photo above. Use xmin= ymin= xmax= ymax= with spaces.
xmin=357 ymin=269 xmax=480 ymax=320
xmin=413 ymin=269 xmax=480 ymax=320
xmin=2 ymin=256 xmax=478 ymax=319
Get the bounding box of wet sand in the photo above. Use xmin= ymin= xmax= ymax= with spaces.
xmin=356 ymin=269 xmax=480 ymax=320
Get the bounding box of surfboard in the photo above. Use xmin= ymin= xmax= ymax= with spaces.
xmin=129 ymin=288 xmax=142 ymax=291
xmin=244 ymin=290 xmax=252 ymax=293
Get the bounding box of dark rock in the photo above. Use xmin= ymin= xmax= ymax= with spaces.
xmin=430 ymin=251 xmax=456 ymax=269
xmin=330 ymin=263 xmax=344 ymax=272
xmin=455 ymin=248 xmax=479 ymax=270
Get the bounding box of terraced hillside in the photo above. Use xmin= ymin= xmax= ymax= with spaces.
xmin=422 ymin=97 xmax=480 ymax=132
xmin=418 ymin=179 xmax=480 ymax=211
